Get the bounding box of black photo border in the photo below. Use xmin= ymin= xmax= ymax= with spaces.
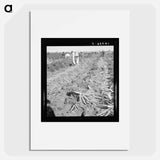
xmin=41 ymin=38 xmax=119 ymax=122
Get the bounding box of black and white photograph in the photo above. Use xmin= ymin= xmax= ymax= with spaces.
xmin=41 ymin=38 xmax=119 ymax=122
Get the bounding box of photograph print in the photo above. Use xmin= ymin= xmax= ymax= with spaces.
xmin=41 ymin=38 xmax=119 ymax=122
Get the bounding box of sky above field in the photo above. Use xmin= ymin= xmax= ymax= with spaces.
xmin=47 ymin=46 xmax=113 ymax=53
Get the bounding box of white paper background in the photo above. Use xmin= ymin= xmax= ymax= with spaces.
xmin=31 ymin=10 xmax=129 ymax=150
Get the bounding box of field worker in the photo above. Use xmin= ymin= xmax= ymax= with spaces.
xmin=65 ymin=53 xmax=70 ymax=58
xmin=72 ymin=51 xmax=79 ymax=65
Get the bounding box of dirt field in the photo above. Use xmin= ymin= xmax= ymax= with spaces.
xmin=47 ymin=51 xmax=114 ymax=117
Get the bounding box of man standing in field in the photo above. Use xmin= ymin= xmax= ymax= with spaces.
xmin=72 ymin=51 xmax=79 ymax=65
